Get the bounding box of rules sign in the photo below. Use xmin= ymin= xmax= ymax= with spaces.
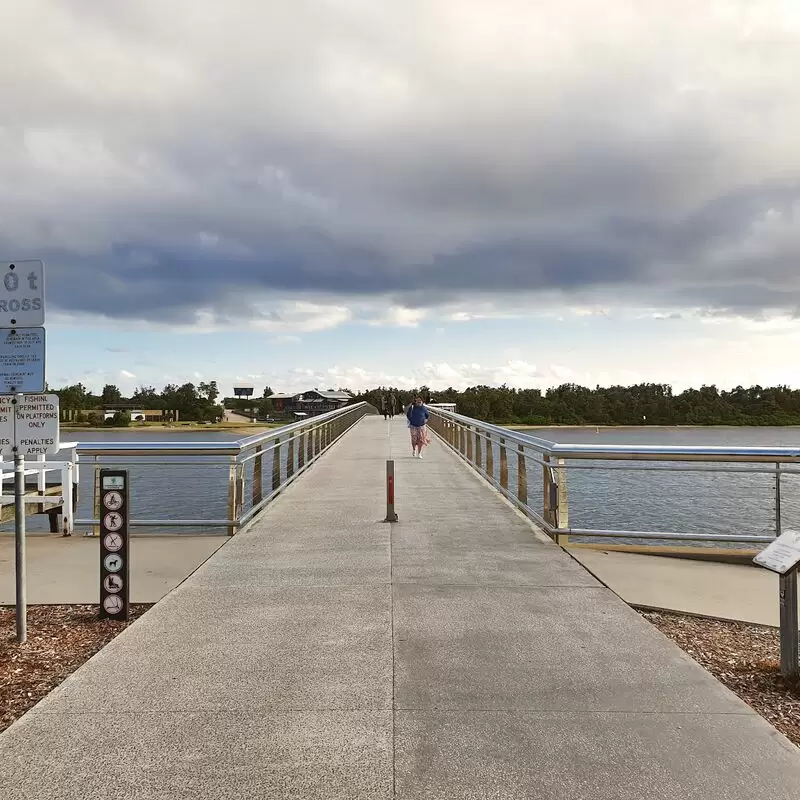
xmin=99 ymin=470 xmax=130 ymax=620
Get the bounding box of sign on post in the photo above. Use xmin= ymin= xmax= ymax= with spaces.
xmin=99 ymin=470 xmax=130 ymax=620
xmin=0 ymin=328 xmax=46 ymax=394
xmin=0 ymin=261 xmax=44 ymax=328
xmin=753 ymin=529 xmax=800 ymax=680
xmin=0 ymin=393 xmax=60 ymax=456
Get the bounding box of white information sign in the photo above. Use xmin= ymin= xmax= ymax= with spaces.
xmin=0 ymin=260 xmax=44 ymax=328
xmin=0 ymin=393 xmax=60 ymax=456
xmin=753 ymin=529 xmax=800 ymax=575
xmin=0 ymin=328 xmax=45 ymax=394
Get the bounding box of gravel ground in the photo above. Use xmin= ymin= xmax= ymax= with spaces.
xmin=0 ymin=604 xmax=152 ymax=733
xmin=641 ymin=610 xmax=800 ymax=747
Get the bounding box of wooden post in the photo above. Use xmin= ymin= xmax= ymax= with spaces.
xmin=485 ymin=432 xmax=494 ymax=480
xmin=252 ymin=445 xmax=263 ymax=507
xmin=517 ymin=444 xmax=528 ymax=507
xmin=298 ymin=432 xmax=306 ymax=470
xmin=556 ymin=456 xmax=569 ymax=545
xmin=287 ymin=435 xmax=295 ymax=479
xmin=475 ymin=433 xmax=482 ymax=472
xmin=271 ymin=438 xmax=281 ymax=492
xmin=499 ymin=438 xmax=508 ymax=490
xmin=227 ymin=460 xmax=242 ymax=536
xmin=466 ymin=428 xmax=473 ymax=463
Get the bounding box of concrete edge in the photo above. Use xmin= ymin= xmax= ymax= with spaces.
xmin=630 ymin=603 xmax=780 ymax=631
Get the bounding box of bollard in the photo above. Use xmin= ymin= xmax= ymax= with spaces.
xmin=384 ymin=459 xmax=398 ymax=522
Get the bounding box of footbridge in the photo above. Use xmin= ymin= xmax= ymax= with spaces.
xmin=1 ymin=405 xmax=799 ymax=798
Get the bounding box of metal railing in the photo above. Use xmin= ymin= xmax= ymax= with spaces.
xmin=72 ymin=403 xmax=370 ymax=535
xmin=426 ymin=407 xmax=800 ymax=549
xmin=1 ymin=444 xmax=79 ymax=535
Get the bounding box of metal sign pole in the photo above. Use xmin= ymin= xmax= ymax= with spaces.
xmin=12 ymin=394 xmax=26 ymax=643
xmin=772 ymin=464 xmax=798 ymax=679
xmin=779 ymin=570 xmax=799 ymax=679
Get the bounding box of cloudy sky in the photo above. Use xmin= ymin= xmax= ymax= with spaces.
xmin=3 ymin=1 xmax=800 ymax=396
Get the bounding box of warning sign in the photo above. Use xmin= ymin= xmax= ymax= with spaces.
xmin=0 ymin=393 xmax=60 ymax=456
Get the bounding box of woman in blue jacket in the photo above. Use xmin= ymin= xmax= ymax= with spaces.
xmin=406 ymin=396 xmax=430 ymax=458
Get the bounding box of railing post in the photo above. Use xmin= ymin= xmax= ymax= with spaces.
xmin=556 ymin=456 xmax=569 ymax=543
xmin=227 ymin=459 xmax=243 ymax=536
xmin=466 ymin=427 xmax=474 ymax=463
xmin=306 ymin=428 xmax=313 ymax=464
xmin=92 ymin=459 xmax=101 ymax=537
xmin=60 ymin=462 xmax=74 ymax=536
xmin=517 ymin=444 xmax=528 ymax=507
xmin=475 ymin=433 xmax=482 ymax=472
xmin=252 ymin=445 xmax=263 ymax=507
xmin=499 ymin=437 xmax=508 ymax=490
xmin=287 ymin=434 xmax=295 ymax=479
xmin=485 ymin=432 xmax=493 ymax=480
xmin=298 ymin=432 xmax=306 ymax=470
xmin=459 ymin=425 xmax=466 ymax=456
xmin=271 ymin=438 xmax=281 ymax=492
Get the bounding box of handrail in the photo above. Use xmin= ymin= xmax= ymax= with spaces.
xmin=73 ymin=402 xmax=368 ymax=457
xmin=70 ymin=402 xmax=370 ymax=536
xmin=425 ymin=406 xmax=794 ymax=548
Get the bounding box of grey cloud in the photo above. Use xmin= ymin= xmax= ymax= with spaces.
xmin=2 ymin=1 xmax=800 ymax=323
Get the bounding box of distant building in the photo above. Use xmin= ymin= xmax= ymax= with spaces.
xmin=103 ymin=404 xmax=179 ymax=422
xmin=269 ymin=389 xmax=354 ymax=417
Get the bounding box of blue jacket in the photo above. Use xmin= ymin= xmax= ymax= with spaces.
xmin=407 ymin=404 xmax=429 ymax=427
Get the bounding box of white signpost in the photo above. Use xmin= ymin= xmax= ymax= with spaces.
xmin=753 ymin=528 xmax=800 ymax=679
xmin=0 ymin=260 xmax=44 ymax=328
xmin=0 ymin=328 xmax=46 ymax=394
xmin=1 ymin=259 xmax=53 ymax=643
xmin=0 ymin=393 xmax=60 ymax=456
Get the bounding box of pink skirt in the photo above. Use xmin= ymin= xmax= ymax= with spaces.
xmin=409 ymin=425 xmax=430 ymax=448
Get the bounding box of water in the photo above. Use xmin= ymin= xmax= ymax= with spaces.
xmin=5 ymin=425 xmax=800 ymax=545
xmin=2 ymin=430 xmax=295 ymax=536
xmin=501 ymin=426 xmax=800 ymax=548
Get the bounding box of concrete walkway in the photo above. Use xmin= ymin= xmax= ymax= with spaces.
xmin=1 ymin=416 xmax=799 ymax=798
xmin=0 ymin=535 xmax=224 ymax=604
xmin=570 ymin=547 xmax=800 ymax=627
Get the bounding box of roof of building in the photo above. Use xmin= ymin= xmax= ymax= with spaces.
xmin=269 ymin=390 xmax=354 ymax=401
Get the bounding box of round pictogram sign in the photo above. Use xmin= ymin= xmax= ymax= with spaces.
xmin=103 ymin=512 xmax=123 ymax=532
xmin=103 ymin=491 xmax=124 ymax=511
xmin=103 ymin=553 xmax=123 ymax=573
xmin=103 ymin=533 xmax=123 ymax=552
xmin=103 ymin=595 xmax=124 ymax=615
xmin=103 ymin=574 xmax=123 ymax=594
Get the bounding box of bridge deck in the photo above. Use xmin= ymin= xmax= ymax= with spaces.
xmin=1 ymin=416 xmax=798 ymax=798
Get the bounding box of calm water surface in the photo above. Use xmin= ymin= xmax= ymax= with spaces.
xmin=507 ymin=426 xmax=800 ymax=548
xmin=5 ymin=426 xmax=799 ymax=546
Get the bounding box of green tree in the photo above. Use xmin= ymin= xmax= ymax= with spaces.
xmin=101 ymin=384 xmax=123 ymax=405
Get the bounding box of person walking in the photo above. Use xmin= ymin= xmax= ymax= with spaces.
xmin=406 ymin=396 xmax=430 ymax=458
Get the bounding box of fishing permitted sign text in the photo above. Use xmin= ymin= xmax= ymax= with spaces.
xmin=0 ymin=393 xmax=60 ymax=456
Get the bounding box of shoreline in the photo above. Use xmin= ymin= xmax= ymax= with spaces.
xmin=508 ymin=423 xmax=800 ymax=430
xmin=59 ymin=423 xmax=283 ymax=434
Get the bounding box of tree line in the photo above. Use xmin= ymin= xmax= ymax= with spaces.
xmin=354 ymin=383 xmax=800 ymax=426
xmin=49 ymin=380 xmax=800 ymax=427
xmin=52 ymin=381 xmax=226 ymax=425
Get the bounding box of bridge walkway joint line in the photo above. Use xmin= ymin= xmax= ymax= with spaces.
xmin=1 ymin=416 xmax=799 ymax=798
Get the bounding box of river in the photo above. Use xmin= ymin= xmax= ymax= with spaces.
xmin=508 ymin=426 xmax=800 ymax=548
xmin=4 ymin=425 xmax=799 ymax=545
